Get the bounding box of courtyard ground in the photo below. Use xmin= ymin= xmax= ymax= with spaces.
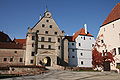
xmin=1 ymin=70 xmax=120 ymax=80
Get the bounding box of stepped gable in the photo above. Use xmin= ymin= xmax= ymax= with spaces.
xmin=102 ymin=3 xmax=120 ymax=26
xmin=72 ymin=28 xmax=93 ymax=41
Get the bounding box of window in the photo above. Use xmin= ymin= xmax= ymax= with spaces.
xmin=90 ymin=38 xmax=91 ymax=40
xmin=84 ymin=37 xmax=85 ymax=40
xmin=49 ymin=25 xmax=52 ymax=28
xmin=36 ymin=30 xmax=39 ymax=33
xmin=72 ymin=43 xmax=74 ymax=45
xmin=48 ymin=38 xmax=51 ymax=42
xmin=118 ymin=48 xmax=120 ymax=55
xmin=32 ymin=43 xmax=34 ymax=47
xmin=101 ymin=40 xmax=104 ymax=43
xmin=31 ymin=52 xmax=35 ymax=56
xmin=41 ymin=45 xmax=44 ymax=49
xmin=55 ymin=32 xmax=57 ymax=35
xmin=114 ymin=48 xmax=116 ymax=55
xmin=104 ymin=28 xmax=105 ymax=31
xmin=72 ymin=56 xmax=75 ymax=58
xmin=81 ymin=37 xmax=82 ymax=39
xmin=119 ymin=33 xmax=120 ymax=40
xmin=30 ymin=60 xmax=34 ymax=64
xmin=3 ymin=58 xmax=7 ymax=61
xmin=42 ymin=24 xmax=45 ymax=27
xmin=79 ymin=43 xmax=81 ymax=46
xmin=72 ymin=49 xmax=74 ymax=52
xmin=46 ymin=20 xmax=49 ymax=22
xmin=92 ymin=44 xmax=94 ymax=47
xmin=48 ymin=45 xmax=51 ymax=49
xmin=32 ymin=36 xmax=35 ymax=40
xmin=14 ymin=51 xmax=17 ymax=53
xmin=19 ymin=58 xmax=23 ymax=62
xmin=80 ymin=53 xmax=83 ymax=56
xmin=113 ymin=24 xmax=114 ymax=28
xmin=58 ymin=38 xmax=60 ymax=42
xmin=41 ymin=37 xmax=44 ymax=41
xmin=58 ymin=46 xmax=60 ymax=50
xmin=10 ymin=58 xmax=13 ymax=62
xmin=45 ymin=31 xmax=48 ymax=34
xmin=106 ymin=50 xmax=107 ymax=52
xmin=81 ymin=61 xmax=83 ymax=65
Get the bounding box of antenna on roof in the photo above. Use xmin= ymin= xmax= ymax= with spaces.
xmin=84 ymin=24 xmax=87 ymax=34
xmin=45 ymin=0 xmax=48 ymax=12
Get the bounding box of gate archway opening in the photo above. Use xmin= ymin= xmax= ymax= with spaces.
xmin=43 ymin=57 xmax=51 ymax=66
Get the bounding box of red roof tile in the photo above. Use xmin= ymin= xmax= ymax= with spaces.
xmin=0 ymin=42 xmax=24 ymax=49
xmin=14 ymin=39 xmax=26 ymax=45
xmin=72 ymin=28 xmax=93 ymax=41
xmin=102 ymin=3 xmax=120 ymax=26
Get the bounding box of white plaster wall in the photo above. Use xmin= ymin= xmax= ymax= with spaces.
xmin=97 ymin=19 xmax=120 ymax=70
xmin=68 ymin=35 xmax=95 ymax=67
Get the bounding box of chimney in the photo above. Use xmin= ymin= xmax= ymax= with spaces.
xmin=84 ymin=24 xmax=87 ymax=34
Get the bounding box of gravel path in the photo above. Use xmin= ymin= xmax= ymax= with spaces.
xmin=1 ymin=70 xmax=120 ymax=80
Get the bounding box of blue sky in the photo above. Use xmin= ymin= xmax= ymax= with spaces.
xmin=0 ymin=0 xmax=119 ymax=39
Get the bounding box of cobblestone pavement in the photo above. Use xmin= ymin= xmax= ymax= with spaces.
xmin=2 ymin=70 xmax=120 ymax=80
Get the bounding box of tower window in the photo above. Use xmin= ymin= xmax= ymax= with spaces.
xmin=58 ymin=46 xmax=60 ymax=50
xmin=32 ymin=43 xmax=34 ymax=47
xmin=48 ymin=38 xmax=51 ymax=42
xmin=92 ymin=44 xmax=94 ymax=47
xmin=80 ymin=53 xmax=83 ymax=56
xmin=79 ymin=43 xmax=81 ymax=46
xmin=72 ymin=49 xmax=74 ymax=52
xmin=81 ymin=61 xmax=83 ymax=65
xmin=49 ymin=25 xmax=52 ymax=28
xmin=31 ymin=52 xmax=35 ymax=56
xmin=104 ymin=28 xmax=105 ymax=31
xmin=42 ymin=24 xmax=45 ymax=27
xmin=72 ymin=56 xmax=75 ymax=58
xmin=48 ymin=45 xmax=51 ymax=49
xmin=30 ymin=60 xmax=34 ymax=64
xmin=41 ymin=45 xmax=44 ymax=49
xmin=72 ymin=43 xmax=74 ymax=45
xmin=84 ymin=37 xmax=85 ymax=40
xmin=19 ymin=58 xmax=23 ymax=62
xmin=45 ymin=31 xmax=48 ymax=34
xmin=101 ymin=40 xmax=104 ymax=43
xmin=32 ymin=36 xmax=35 ymax=40
xmin=58 ymin=38 xmax=60 ymax=42
xmin=41 ymin=37 xmax=44 ymax=41
xmin=55 ymin=32 xmax=57 ymax=35
xmin=113 ymin=24 xmax=114 ymax=28
xmin=46 ymin=20 xmax=49 ymax=22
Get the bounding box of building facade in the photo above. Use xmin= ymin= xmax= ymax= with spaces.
xmin=0 ymin=31 xmax=26 ymax=66
xmin=25 ymin=10 xmax=68 ymax=66
xmin=97 ymin=3 xmax=120 ymax=70
xmin=66 ymin=26 xmax=95 ymax=67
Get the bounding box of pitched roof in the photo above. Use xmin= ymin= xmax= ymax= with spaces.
xmin=72 ymin=28 xmax=93 ymax=41
xmin=0 ymin=42 xmax=23 ymax=49
xmin=14 ymin=39 xmax=26 ymax=45
xmin=102 ymin=3 xmax=120 ymax=26
xmin=0 ymin=31 xmax=12 ymax=42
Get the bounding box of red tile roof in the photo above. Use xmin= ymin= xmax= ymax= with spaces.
xmin=0 ymin=42 xmax=24 ymax=49
xmin=14 ymin=39 xmax=26 ymax=45
xmin=102 ymin=3 xmax=120 ymax=26
xmin=72 ymin=28 xmax=93 ymax=41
